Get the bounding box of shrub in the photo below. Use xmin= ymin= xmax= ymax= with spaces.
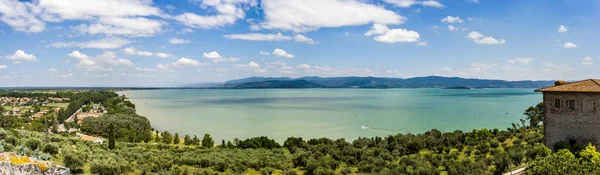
xmin=25 ymin=138 xmax=42 ymax=150
xmin=42 ymin=143 xmax=59 ymax=156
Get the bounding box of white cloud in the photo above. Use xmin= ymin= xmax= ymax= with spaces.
xmin=469 ymin=63 xmax=491 ymax=73
xmin=203 ymin=51 xmax=226 ymax=63
xmin=233 ymin=61 xmax=263 ymax=72
xmin=563 ymin=42 xmax=576 ymax=48
xmin=51 ymin=37 xmax=132 ymax=49
xmin=365 ymin=24 xmax=419 ymax=43
xmin=558 ymin=25 xmax=567 ymax=33
xmin=383 ymin=0 xmax=419 ymax=7
xmin=67 ymin=50 xmax=133 ymax=71
xmin=465 ymin=0 xmax=479 ymax=3
xmin=172 ymin=57 xmax=203 ymax=67
xmin=582 ymin=57 xmax=594 ymax=65
xmin=47 ymin=68 xmax=58 ymax=72
xmin=441 ymin=16 xmax=464 ymax=23
xmin=177 ymin=28 xmax=194 ymax=34
xmin=224 ymin=33 xmax=291 ymax=41
xmin=36 ymin=0 xmax=163 ymax=21
xmin=0 ymin=0 xmax=45 ymax=32
xmin=259 ymin=51 xmax=270 ymax=55
xmin=296 ymin=64 xmax=311 ymax=69
xmin=440 ymin=67 xmax=452 ymax=72
xmin=155 ymin=52 xmax=174 ymax=59
xmin=508 ymin=58 xmax=533 ymax=65
xmin=0 ymin=65 xmax=7 ymax=70
xmin=272 ymin=49 xmax=295 ymax=58
xmin=170 ymin=38 xmax=191 ymax=44
xmin=5 ymin=50 xmax=38 ymax=62
xmin=384 ymin=0 xmax=444 ymax=8
xmin=74 ymin=17 xmax=165 ymax=37
xmin=124 ymin=47 xmax=153 ymax=56
xmin=421 ymin=1 xmax=445 ymax=8
xmin=260 ymin=0 xmax=406 ymax=32
xmin=467 ymin=31 xmax=506 ymax=44
xmin=417 ymin=41 xmax=427 ymax=46
xmin=173 ymin=0 xmax=255 ymax=29
xmin=448 ymin=25 xmax=458 ymax=31
xmin=294 ymin=34 xmax=316 ymax=44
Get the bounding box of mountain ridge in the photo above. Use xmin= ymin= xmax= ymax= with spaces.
xmin=182 ymin=76 xmax=556 ymax=88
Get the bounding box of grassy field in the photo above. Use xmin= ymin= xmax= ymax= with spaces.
xmin=46 ymin=103 xmax=69 ymax=108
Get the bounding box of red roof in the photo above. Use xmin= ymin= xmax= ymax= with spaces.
xmin=535 ymin=79 xmax=600 ymax=93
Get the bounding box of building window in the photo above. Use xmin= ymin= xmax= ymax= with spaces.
xmin=569 ymin=100 xmax=575 ymax=110
xmin=555 ymin=99 xmax=560 ymax=108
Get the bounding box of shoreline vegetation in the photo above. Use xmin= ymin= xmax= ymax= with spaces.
xmin=0 ymin=90 xmax=599 ymax=174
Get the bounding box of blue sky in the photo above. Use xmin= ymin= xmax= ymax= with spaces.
xmin=0 ymin=0 xmax=599 ymax=87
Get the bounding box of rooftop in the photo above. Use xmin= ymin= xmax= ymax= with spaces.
xmin=535 ymin=79 xmax=600 ymax=93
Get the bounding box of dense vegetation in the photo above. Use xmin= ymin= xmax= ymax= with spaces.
xmin=2 ymin=90 xmax=600 ymax=174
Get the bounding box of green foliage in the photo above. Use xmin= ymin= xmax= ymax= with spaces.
xmin=90 ymin=154 xmax=133 ymax=175
xmin=579 ymin=144 xmax=600 ymax=163
xmin=524 ymin=102 xmax=544 ymax=127
xmin=162 ymin=131 xmax=173 ymax=144
xmin=108 ymin=123 xmax=116 ymax=150
xmin=42 ymin=143 xmax=59 ymax=155
xmin=184 ymin=135 xmax=192 ymax=145
xmin=174 ymin=133 xmax=180 ymax=144
xmin=25 ymin=138 xmax=42 ymax=150
xmin=63 ymin=151 xmax=86 ymax=172
xmin=80 ymin=113 xmax=153 ymax=143
xmin=202 ymin=134 xmax=214 ymax=148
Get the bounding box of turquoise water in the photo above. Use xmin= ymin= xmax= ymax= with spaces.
xmin=118 ymin=89 xmax=541 ymax=142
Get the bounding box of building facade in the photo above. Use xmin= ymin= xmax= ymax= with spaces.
xmin=536 ymin=79 xmax=600 ymax=150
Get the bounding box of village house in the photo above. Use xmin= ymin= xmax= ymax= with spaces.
xmin=536 ymin=79 xmax=600 ymax=150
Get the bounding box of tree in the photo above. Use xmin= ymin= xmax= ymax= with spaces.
xmin=202 ymin=134 xmax=214 ymax=148
xmin=162 ymin=131 xmax=172 ymax=144
xmin=63 ymin=152 xmax=85 ymax=172
xmin=108 ymin=123 xmax=116 ymax=150
xmin=193 ymin=135 xmax=200 ymax=145
xmin=173 ymin=133 xmax=180 ymax=144
xmin=524 ymin=102 xmax=544 ymax=127
xmin=221 ymin=140 xmax=226 ymax=147
xmin=184 ymin=135 xmax=192 ymax=145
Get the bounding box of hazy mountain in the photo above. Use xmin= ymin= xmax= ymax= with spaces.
xmin=184 ymin=76 xmax=555 ymax=88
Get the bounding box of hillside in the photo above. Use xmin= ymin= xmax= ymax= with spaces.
xmin=212 ymin=76 xmax=556 ymax=88
xmin=233 ymin=80 xmax=324 ymax=89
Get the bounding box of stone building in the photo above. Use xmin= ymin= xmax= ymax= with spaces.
xmin=536 ymin=79 xmax=600 ymax=150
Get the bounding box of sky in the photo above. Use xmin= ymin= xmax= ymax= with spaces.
xmin=0 ymin=0 xmax=599 ymax=87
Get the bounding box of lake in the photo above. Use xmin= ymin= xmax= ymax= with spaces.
xmin=117 ymin=88 xmax=541 ymax=143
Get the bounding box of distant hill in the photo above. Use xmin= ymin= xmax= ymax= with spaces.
xmin=233 ymin=80 xmax=324 ymax=89
xmin=183 ymin=76 xmax=555 ymax=89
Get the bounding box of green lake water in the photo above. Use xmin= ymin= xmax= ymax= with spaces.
xmin=117 ymin=88 xmax=541 ymax=142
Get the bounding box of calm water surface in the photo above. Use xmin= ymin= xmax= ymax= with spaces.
xmin=118 ymin=89 xmax=541 ymax=142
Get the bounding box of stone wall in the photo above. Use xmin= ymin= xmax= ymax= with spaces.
xmin=543 ymin=92 xmax=600 ymax=149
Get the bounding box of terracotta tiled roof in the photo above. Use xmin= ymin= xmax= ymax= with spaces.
xmin=535 ymin=79 xmax=600 ymax=92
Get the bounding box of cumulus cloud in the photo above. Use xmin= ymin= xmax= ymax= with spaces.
xmin=508 ymin=58 xmax=533 ymax=65
xmin=365 ymin=24 xmax=420 ymax=43
xmin=384 ymin=0 xmax=445 ymax=8
xmin=203 ymin=51 xmax=240 ymax=63
xmin=155 ymin=52 xmax=174 ymax=59
xmin=67 ymin=50 xmax=133 ymax=71
xmin=259 ymin=0 xmax=406 ymax=32
xmin=47 ymin=68 xmax=58 ymax=72
xmin=0 ymin=0 xmax=45 ymax=32
xmin=5 ymin=50 xmax=38 ymax=62
xmin=170 ymin=38 xmax=191 ymax=44
xmin=421 ymin=1 xmax=445 ymax=8
xmin=74 ymin=17 xmax=165 ymax=37
xmin=441 ymin=16 xmax=464 ymax=23
xmin=51 ymin=37 xmax=132 ymax=49
xmin=296 ymin=64 xmax=311 ymax=69
xmin=124 ymin=47 xmax=153 ymax=56
xmin=417 ymin=41 xmax=427 ymax=46
xmin=233 ymin=61 xmax=266 ymax=72
xmin=467 ymin=31 xmax=505 ymax=44
xmin=448 ymin=25 xmax=458 ymax=31
xmin=440 ymin=67 xmax=452 ymax=72
xmin=0 ymin=65 xmax=7 ymax=70
xmin=172 ymin=57 xmax=203 ymax=66
xmin=272 ymin=49 xmax=295 ymax=58
xmin=173 ymin=0 xmax=255 ymax=29
xmin=582 ymin=57 xmax=594 ymax=65
xmin=224 ymin=33 xmax=291 ymax=41
xmin=294 ymin=34 xmax=316 ymax=44
xmin=558 ymin=25 xmax=567 ymax=33
xmin=259 ymin=51 xmax=270 ymax=55
xmin=563 ymin=42 xmax=576 ymax=48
